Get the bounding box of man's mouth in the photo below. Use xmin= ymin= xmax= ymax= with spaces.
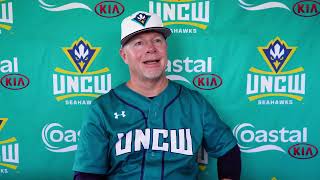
xmin=143 ymin=59 xmax=160 ymax=65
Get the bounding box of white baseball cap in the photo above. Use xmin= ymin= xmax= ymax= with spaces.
xmin=121 ymin=11 xmax=171 ymax=45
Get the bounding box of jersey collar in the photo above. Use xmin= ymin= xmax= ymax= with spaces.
xmin=114 ymin=80 xmax=181 ymax=109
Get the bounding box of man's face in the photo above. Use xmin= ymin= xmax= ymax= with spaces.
xmin=120 ymin=31 xmax=168 ymax=82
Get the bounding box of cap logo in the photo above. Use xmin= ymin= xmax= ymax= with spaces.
xmin=132 ymin=13 xmax=151 ymax=26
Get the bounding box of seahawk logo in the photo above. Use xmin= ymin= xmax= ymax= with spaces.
xmin=62 ymin=37 xmax=100 ymax=74
xmin=258 ymin=37 xmax=296 ymax=74
xmin=132 ymin=12 xmax=151 ymax=26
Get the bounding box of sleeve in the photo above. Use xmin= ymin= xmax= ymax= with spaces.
xmin=201 ymin=97 xmax=238 ymax=158
xmin=73 ymin=102 xmax=109 ymax=174
xmin=217 ymin=145 xmax=241 ymax=180
xmin=74 ymin=171 xmax=107 ymax=180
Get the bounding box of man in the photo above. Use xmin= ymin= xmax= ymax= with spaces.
xmin=73 ymin=11 xmax=241 ymax=180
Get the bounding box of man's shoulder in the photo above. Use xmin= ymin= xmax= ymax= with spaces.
xmin=171 ymin=81 xmax=205 ymax=102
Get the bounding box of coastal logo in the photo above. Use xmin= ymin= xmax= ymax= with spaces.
xmin=52 ymin=37 xmax=112 ymax=105
xmin=166 ymin=57 xmax=222 ymax=90
xmin=149 ymin=0 xmax=210 ymax=34
xmin=0 ymin=57 xmax=30 ymax=90
xmin=239 ymin=0 xmax=290 ymax=11
xmin=0 ymin=118 xmax=19 ymax=174
xmin=233 ymin=123 xmax=307 ymax=154
xmin=39 ymin=0 xmax=125 ymax=18
xmin=39 ymin=0 xmax=92 ymax=12
xmin=239 ymin=0 xmax=320 ymax=17
xmin=0 ymin=0 xmax=13 ymax=34
xmin=42 ymin=123 xmax=80 ymax=153
xmin=246 ymin=37 xmax=305 ymax=105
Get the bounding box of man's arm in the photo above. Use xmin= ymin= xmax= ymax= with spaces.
xmin=73 ymin=102 xmax=110 ymax=176
xmin=74 ymin=172 xmax=107 ymax=180
xmin=217 ymin=145 xmax=241 ymax=180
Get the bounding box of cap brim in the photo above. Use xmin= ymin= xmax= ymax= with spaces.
xmin=121 ymin=27 xmax=171 ymax=46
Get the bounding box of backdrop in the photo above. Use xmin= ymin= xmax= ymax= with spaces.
xmin=1 ymin=0 xmax=319 ymax=179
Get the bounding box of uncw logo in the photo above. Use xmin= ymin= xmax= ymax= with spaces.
xmin=0 ymin=0 xmax=13 ymax=34
xmin=246 ymin=37 xmax=305 ymax=104
xmin=52 ymin=37 xmax=112 ymax=105
xmin=0 ymin=118 xmax=19 ymax=174
xmin=149 ymin=0 xmax=210 ymax=33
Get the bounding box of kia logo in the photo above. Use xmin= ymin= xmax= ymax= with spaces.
xmin=1 ymin=73 xmax=30 ymax=90
xmin=193 ymin=73 xmax=222 ymax=90
xmin=288 ymin=143 xmax=318 ymax=159
xmin=293 ymin=0 xmax=320 ymax=17
xmin=95 ymin=1 xmax=125 ymax=18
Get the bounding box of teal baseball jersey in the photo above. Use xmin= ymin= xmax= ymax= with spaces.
xmin=73 ymin=81 xmax=237 ymax=180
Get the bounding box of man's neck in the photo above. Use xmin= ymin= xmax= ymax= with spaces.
xmin=126 ymin=77 xmax=168 ymax=98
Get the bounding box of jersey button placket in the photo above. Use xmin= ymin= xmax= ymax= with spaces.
xmin=144 ymin=101 xmax=162 ymax=179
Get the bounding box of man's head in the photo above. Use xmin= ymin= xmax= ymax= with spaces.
xmin=120 ymin=11 xmax=171 ymax=82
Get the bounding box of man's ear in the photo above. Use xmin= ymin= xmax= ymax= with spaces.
xmin=119 ymin=47 xmax=128 ymax=64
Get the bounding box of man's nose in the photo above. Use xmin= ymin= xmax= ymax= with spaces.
xmin=145 ymin=41 xmax=157 ymax=53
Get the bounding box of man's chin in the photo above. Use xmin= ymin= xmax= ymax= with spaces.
xmin=142 ymin=72 xmax=166 ymax=81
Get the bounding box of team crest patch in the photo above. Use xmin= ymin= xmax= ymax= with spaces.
xmin=132 ymin=12 xmax=151 ymax=26
xmin=62 ymin=37 xmax=100 ymax=74
xmin=246 ymin=37 xmax=305 ymax=104
xmin=258 ymin=37 xmax=296 ymax=74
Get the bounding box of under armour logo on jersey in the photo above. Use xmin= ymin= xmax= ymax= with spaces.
xmin=114 ymin=111 xmax=126 ymax=119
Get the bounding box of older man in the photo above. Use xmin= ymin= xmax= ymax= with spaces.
xmin=73 ymin=11 xmax=241 ymax=180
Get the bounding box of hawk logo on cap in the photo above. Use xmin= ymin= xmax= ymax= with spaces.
xmin=132 ymin=12 xmax=151 ymax=26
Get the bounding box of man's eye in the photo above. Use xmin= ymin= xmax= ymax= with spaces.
xmin=134 ymin=41 xmax=142 ymax=46
xmin=154 ymin=38 xmax=162 ymax=43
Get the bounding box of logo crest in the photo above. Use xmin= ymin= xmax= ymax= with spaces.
xmin=246 ymin=37 xmax=305 ymax=104
xmin=53 ymin=37 xmax=112 ymax=104
xmin=62 ymin=37 xmax=100 ymax=74
xmin=258 ymin=37 xmax=296 ymax=74
xmin=132 ymin=12 xmax=150 ymax=26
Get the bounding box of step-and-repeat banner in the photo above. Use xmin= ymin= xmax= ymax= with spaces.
xmin=1 ymin=0 xmax=319 ymax=179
